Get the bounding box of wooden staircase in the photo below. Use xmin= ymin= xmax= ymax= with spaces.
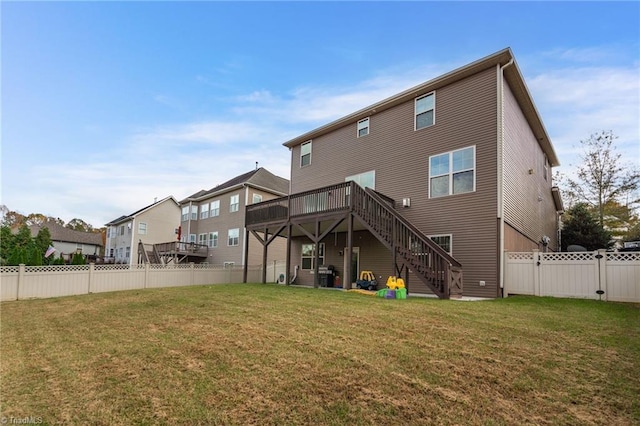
xmin=351 ymin=185 xmax=463 ymax=299
xmin=137 ymin=240 xmax=163 ymax=265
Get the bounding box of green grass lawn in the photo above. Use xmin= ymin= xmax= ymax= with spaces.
xmin=1 ymin=284 xmax=639 ymax=425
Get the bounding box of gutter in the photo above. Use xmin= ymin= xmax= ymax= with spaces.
xmin=497 ymin=58 xmax=514 ymax=296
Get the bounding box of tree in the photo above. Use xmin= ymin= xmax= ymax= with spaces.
xmin=66 ymin=218 xmax=93 ymax=232
xmin=34 ymin=227 xmax=54 ymax=265
xmin=561 ymin=131 xmax=640 ymax=227
xmin=561 ymin=203 xmax=612 ymax=251
xmin=1 ymin=209 xmax=26 ymax=228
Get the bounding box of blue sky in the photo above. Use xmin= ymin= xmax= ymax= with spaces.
xmin=2 ymin=1 xmax=639 ymax=228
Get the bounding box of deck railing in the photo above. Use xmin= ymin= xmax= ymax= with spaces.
xmin=154 ymin=241 xmax=208 ymax=257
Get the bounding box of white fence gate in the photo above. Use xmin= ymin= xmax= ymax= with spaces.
xmin=505 ymin=250 xmax=640 ymax=302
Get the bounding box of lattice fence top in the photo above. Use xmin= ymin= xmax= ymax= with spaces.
xmin=607 ymin=252 xmax=640 ymax=262
xmin=95 ymin=264 xmax=133 ymax=271
xmin=0 ymin=266 xmax=20 ymax=273
xmin=25 ymin=265 xmax=91 ymax=273
xmin=507 ymin=251 xmax=640 ymax=263
xmin=507 ymin=252 xmax=534 ymax=260
xmin=542 ymin=252 xmax=594 ymax=261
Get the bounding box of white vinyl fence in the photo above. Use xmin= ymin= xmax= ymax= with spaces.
xmin=505 ymin=250 xmax=640 ymax=302
xmin=0 ymin=262 xmax=281 ymax=302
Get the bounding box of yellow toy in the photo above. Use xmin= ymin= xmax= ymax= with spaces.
xmin=385 ymin=276 xmax=405 ymax=290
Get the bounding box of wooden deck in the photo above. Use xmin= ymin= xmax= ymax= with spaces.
xmin=245 ymin=181 xmax=462 ymax=298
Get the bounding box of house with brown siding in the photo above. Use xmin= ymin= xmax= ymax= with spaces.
xmin=180 ymin=167 xmax=289 ymax=268
xmin=245 ymin=48 xmax=563 ymax=298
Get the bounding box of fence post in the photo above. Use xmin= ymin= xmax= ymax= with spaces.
xmin=88 ymin=263 xmax=95 ymax=294
xmin=503 ymin=250 xmax=509 ymax=297
xmin=17 ymin=264 xmax=25 ymax=300
xmin=532 ymin=249 xmax=540 ymax=296
xmin=597 ymin=249 xmax=607 ymax=301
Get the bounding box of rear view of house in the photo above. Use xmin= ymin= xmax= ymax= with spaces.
xmin=245 ymin=48 xmax=563 ymax=298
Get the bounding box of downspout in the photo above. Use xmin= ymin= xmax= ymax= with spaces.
xmin=242 ymin=184 xmax=249 ymax=266
xmin=497 ymin=58 xmax=514 ymax=297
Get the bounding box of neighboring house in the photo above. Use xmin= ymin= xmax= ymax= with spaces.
xmin=245 ymin=48 xmax=563 ymax=298
xmin=29 ymin=221 xmax=103 ymax=262
xmin=179 ymin=167 xmax=289 ymax=267
xmin=105 ymin=196 xmax=180 ymax=265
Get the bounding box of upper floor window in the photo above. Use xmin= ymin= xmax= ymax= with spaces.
xmin=189 ymin=234 xmax=196 ymax=243
xmin=300 ymin=140 xmax=312 ymax=167
xmin=198 ymin=233 xmax=207 ymax=245
xmin=346 ymin=170 xmax=375 ymax=189
xmin=191 ymin=206 xmax=198 ymax=220
xmin=181 ymin=206 xmax=189 ymax=222
xmin=543 ymin=154 xmax=549 ymax=181
xmin=200 ymin=203 xmax=209 ymax=219
xmin=252 ymin=194 xmax=263 ymax=204
xmin=415 ymin=92 xmax=435 ymax=130
xmin=230 ymin=194 xmax=239 ymax=213
xmin=119 ymin=225 xmax=125 ymax=236
xmin=228 ymin=228 xmax=239 ymax=246
xmin=429 ymin=146 xmax=475 ymax=198
xmin=357 ymin=118 xmax=370 ymax=137
xmin=210 ymin=200 xmax=220 ymax=217
xmin=138 ymin=222 xmax=147 ymax=235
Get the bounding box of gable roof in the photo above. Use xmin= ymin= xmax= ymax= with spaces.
xmin=283 ymin=47 xmax=559 ymax=167
xmin=179 ymin=167 xmax=290 ymax=204
xmin=105 ymin=196 xmax=179 ymax=226
xmin=29 ymin=221 xmax=103 ymax=247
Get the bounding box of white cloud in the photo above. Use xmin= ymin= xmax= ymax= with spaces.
xmin=527 ymin=64 xmax=640 ymax=171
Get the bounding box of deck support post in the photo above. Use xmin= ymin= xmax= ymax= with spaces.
xmin=346 ymin=213 xmax=353 ymax=290
xmin=261 ymin=228 xmax=268 ymax=284
xmin=243 ymin=229 xmax=250 ymax=283
xmin=285 ymin=224 xmax=292 ymax=285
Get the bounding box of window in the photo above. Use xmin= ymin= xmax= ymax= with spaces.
xmin=415 ymin=92 xmax=435 ymax=130
xmin=191 ymin=206 xmax=198 ymax=220
xmin=230 ymin=194 xmax=239 ymax=213
xmin=199 ymin=233 xmax=207 ymax=245
xmin=189 ymin=234 xmax=196 ymax=243
xmin=252 ymin=194 xmax=263 ymax=204
xmin=181 ymin=206 xmax=189 ymax=222
xmin=357 ymin=118 xmax=370 ymax=137
xmin=429 ymin=235 xmax=452 ymax=255
xmin=200 ymin=203 xmax=209 ymax=219
xmin=300 ymin=140 xmax=312 ymax=167
xmin=228 ymin=228 xmax=239 ymax=246
xmin=345 ymin=170 xmax=375 ymax=189
xmin=210 ymin=200 xmax=220 ymax=217
xmin=543 ymin=155 xmax=549 ymax=181
xmin=125 ymin=246 xmax=130 ymax=260
xmin=301 ymin=243 xmax=325 ymax=270
xmin=138 ymin=222 xmax=147 ymax=235
xmin=119 ymin=225 xmax=125 ymax=236
xmin=209 ymin=232 xmax=218 ymax=248
xmin=429 ymin=146 xmax=475 ymax=198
